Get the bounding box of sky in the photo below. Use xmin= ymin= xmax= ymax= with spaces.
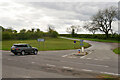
xmin=0 ymin=0 xmax=119 ymax=34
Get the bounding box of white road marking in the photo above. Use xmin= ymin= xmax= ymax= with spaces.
xmin=61 ymin=60 xmax=108 ymax=68
xmin=85 ymin=63 xmax=109 ymax=68
xmin=100 ymin=72 xmax=119 ymax=76
xmin=82 ymin=69 xmax=93 ymax=72
xmin=80 ymin=56 xmax=85 ymax=58
xmin=31 ymin=62 xmax=35 ymax=64
xmin=24 ymin=76 xmax=31 ymax=78
xmin=46 ymin=64 xmax=56 ymax=67
xmin=68 ymin=56 xmax=76 ymax=58
xmin=62 ymin=55 xmax=68 ymax=57
xmin=63 ymin=66 xmax=73 ymax=69
xmin=94 ymin=59 xmax=99 ymax=60
xmin=80 ymin=52 xmax=92 ymax=59
xmin=86 ymin=58 xmax=92 ymax=59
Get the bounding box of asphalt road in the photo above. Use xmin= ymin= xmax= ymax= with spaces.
xmin=2 ymin=37 xmax=119 ymax=78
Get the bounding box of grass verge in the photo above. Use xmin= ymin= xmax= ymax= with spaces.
xmin=113 ymin=47 xmax=120 ymax=54
xmin=2 ymin=38 xmax=91 ymax=51
xmin=97 ymin=74 xmax=119 ymax=80
xmin=60 ymin=36 xmax=119 ymax=43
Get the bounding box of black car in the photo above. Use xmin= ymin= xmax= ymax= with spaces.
xmin=11 ymin=44 xmax=38 ymax=55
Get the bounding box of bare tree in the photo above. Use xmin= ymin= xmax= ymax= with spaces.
xmin=47 ymin=24 xmax=55 ymax=33
xmin=66 ymin=25 xmax=81 ymax=36
xmin=83 ymin=22 xmax=98 ymax=34
xmin=90 ymin=6 xmax=117 ymax=38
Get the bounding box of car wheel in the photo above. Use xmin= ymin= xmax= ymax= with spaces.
xmin=14 ymin=53 xmax=17 ymax=55
xmin=17 ymin=53 xmax=21 ymax=56
xmin=34 ymin=50 xmax=38 ymax=55
xmin=21 ymin=51 xmax=25 ymax=55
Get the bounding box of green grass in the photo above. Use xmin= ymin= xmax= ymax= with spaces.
xmin=60 ymin=36 xmax=119 ymax=43
xmin=79 ymin=38 xmax=119 ymax=43
xmin=97 ymin=74 xmax=119 ymax=80
xmin=113 ymin=47 xmax=120 ymax=54
xmin=2 ymin=38 xmax=91 ymax=51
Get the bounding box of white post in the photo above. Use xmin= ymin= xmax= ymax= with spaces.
xmin=82 ymin=47 xmax=84 ymax=53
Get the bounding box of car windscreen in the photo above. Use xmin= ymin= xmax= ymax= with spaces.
xmin=13 ymin=45 xmax=27 ymax=47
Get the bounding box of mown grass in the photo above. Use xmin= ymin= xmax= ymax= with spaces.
xmin=2 ymin=38 xmax=91 ymax=51
xmin=113 ymin=47 xmax=120 ymax=54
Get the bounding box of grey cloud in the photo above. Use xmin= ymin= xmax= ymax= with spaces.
xmin=24 ymin=2 xmax=117 ymax=20
xmin=0 ymin=1 xmax=118 ymax=34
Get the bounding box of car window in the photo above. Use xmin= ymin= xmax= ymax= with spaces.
xmin=27 ymin=45 xmax=31 ymax=48
xmin=14 ymin=45 xmax=27 ymax=47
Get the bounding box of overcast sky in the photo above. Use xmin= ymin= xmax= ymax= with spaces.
xmin=0 ymin=1 xmax=118 ymax=34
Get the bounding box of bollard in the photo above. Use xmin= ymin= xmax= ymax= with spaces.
xmin=82 ymin=47 xmax=84 ymax=53
xmin=78 ymin=49 xmax=80 ymax=53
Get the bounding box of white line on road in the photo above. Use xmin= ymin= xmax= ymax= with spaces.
xmin=61 ymin=60 xmax=108 ymax=68
xmin=94 ymin=59 xmax=99 ymax=60
xmin=80 ymin=52 xmax=92 ymax=59
xmin=24 ymin=76 xmax=31 ymax=78
xmin=62 ymin=55 xmax=68 ymax=57
xmin=85 ymin=63 xmax=109 ymax=68
xmin=82 ymin=69 xmax=93 ymax=72
xmin=80 ymin=56 xmax=85 ymax=59
xmin=86 ymin=58 xmax=92 ymax=59
xmin=100 ymin=72 xmax=119 ymax=76
xmin=63 ymin=66 xmax=73 ymax=69
xmin=46 ymin=64 xmax=56 ymax=67
xmin=31 ymin=62 xmax=35 ymax=64
xmin=68 ymin=56 xmax=77 ymax=58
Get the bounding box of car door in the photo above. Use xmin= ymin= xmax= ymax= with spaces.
xmin=27 ymin=44 xmax=33 ymax=53
xmin=23 ymin=45 xmax=29 ymax=53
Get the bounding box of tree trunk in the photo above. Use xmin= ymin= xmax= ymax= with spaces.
xmin=72 ymin=29 xmax=75 ymax=37
xmin=105 ymin=31 xmax=109 ymax=38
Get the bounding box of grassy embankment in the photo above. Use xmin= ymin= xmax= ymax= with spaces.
xmin=2 ymin=38 xmax=91 ymax=51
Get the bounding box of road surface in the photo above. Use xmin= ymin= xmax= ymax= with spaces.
xmin=2 ymin=37 xmax=119 ymax=78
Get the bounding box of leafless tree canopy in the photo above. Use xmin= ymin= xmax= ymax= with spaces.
xmin=91 ymin=6 xmax=117 ymax=37
xmin=66 ymin=25 xmax=82 ymax=34
xmin=83 ymin=22 xmax=98 ymax=34
xmin=84 ymin=6 xmax=117 ymax=37
xmin=47 ymin=24 xmax=55 ymax=32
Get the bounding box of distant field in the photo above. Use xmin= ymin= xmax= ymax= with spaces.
xmin=2 ymin=38 xmax=91 ymax=51
xmin=113 ymin=47 xmax=120 ymax=54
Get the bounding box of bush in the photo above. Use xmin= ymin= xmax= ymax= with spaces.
xmin=2 ymin=27 xmax=59 ymax=40
xmin=51 ymin=31 xmax=58 ymax=38
xmin=2 ymin=32 xmax=11 ymax=40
